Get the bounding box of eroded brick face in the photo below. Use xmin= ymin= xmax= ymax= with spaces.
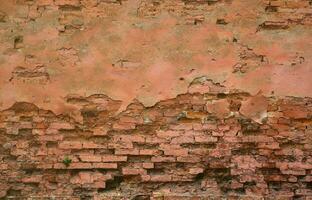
xmin=0 ymin=91 xmax=312 ymax=199
xmin=1 ymin=0 xmax=312 ymax=199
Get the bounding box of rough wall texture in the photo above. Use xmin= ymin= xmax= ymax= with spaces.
xmin=1 ymin=0 xmax=312 ymax=199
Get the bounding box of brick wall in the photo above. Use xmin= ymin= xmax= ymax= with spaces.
xmin=1 ymin=85 xmax=312 ymax=199
xmin=1 ymin=0 xmax=312 ymax=199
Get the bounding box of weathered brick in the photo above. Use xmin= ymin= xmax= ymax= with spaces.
xmin=101 ymin=155 xmax=127 ymax=162
xmin=206 ymin=99 xmax=230 ymax=118
xmin=113 ymin=122 xmax=136 ymax=130
xmin=59 ymin=141 xmax=82 ymax=149
xmin=171 ymin=135 xmax=194 ymax=144
xmin=189 ymin=168 xmax=204 ymax=175
xmin=177 ymin=156 xmax=201 ymax=163
xmin=164 ymin=149 xmax=188 ymax=156
xmin=49 ymin=122 xmax=74 ymax=130
xmin=115 ymin=148 xmax=140 ymax=155
xmin=156 ymin=130 xmax=181 ymax=139
xmin=92 ymin=163 xmax=118 ymax=169
xmin=67 ymin=163 xmax=93 ymax=169
xmin=116 ymin=134 xmax=145 ymax=143
xmin=151 ymin=156 xmax=176 ymax=162
xmin=149 ymin=175 xmax=172 ymax=182
xmin=22 ymin=175 xmax=42 ymax=183
xmin=139 ymin=149 xmax=159 ymax=155
xmin=194 ymin=135 xmax=218 ymax=143
xmin=82 ymin=142 xmax=105 ymax=149
xmin=79 ymin=155 xmax=102 ymax=162
xmin=122 ymin=168 xmax=146 ymax=175
xmin=39 ymin=135 xmax=63 ymax=141
xmin=142 ymin=162 xmax=154 ymax=169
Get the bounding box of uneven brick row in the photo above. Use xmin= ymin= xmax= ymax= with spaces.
xmin=0 ymin=86 xmax=312 ymax=199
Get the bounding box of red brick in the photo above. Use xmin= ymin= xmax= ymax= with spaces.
xmin=19 ymin=122 xmax=32 ymax=129
xmin=177 ymin=156 xmax=201 ymax=163
xmin=281 ymin=169 xmax=306 ymax=176
xmin=116 ymin=135 xmax=145 ymax=143
xmin=164 ymin=149 xmax=188 ymax=156
xmin=59 ymin=141 xmax=82 ymax=149
xmin=22 ymin=175 xmax=42 ymax=183
xmin=54 ymin=0 xmax=81 ymax=6
xmin=122 ymin=168 xmax=146 ymax=175
xmin=258 ymin=142 xmax=280 ymax=149
xmin=92 ymin=127 xmax=108 ymax=136
xmin=295 ymin=189 xmax=312 ymax=196
xmin=142 ymin=163 xmax=154 ymax=169
xmin=119 ymin=116 xmax=143 ymax=124
xmin=206 ymin=99 xmax=230 ymax=118
xmin=282 ymin=105 xmax=309 ymax=119
xmin=113 ymin=122 xmax=136 ymax=130
xmin=101 ymin=155 xmax=127 ymax=162
xmin=115 ymin=149 xmax=140 ymax=155
xmin=145 ymin=136 xmax=167 ymax=144
xmin=156 ymin=130 xmax=181 ymax=138
xmin=194 ymin=135 xmax=218 ymax=143
xmin=82 ymin=142 xmax=105 ymax=149
xmin=92 ymin=163 xmax=118 ymax=169
xmin=141 ymin=175 xmax=151 ymax=182
xmin=170 ymin=136 xmax=194 ymax=144
xmin=151 ymin=156 xmax=176 ymax=162
xmin=53 ymin=163 xmax=67 ymax=169
xmin=212 ymin=131 xmax=223 ymax=136
xmin=78 ymin=172 xmax=93 ymax=184
xmin=139 ymin=149 xmax=159 ymax=155
xmin=79 ymin=155 xmax=102 ymax=162
xmin=189 ymin=168 xmax=204 ymax=175
xmin=37 ymin=0 xmax=54 ymax=6
xmin=36 ymin=163 xmax=53 ymax=169
xmin=170 ymin=123 xmax=193 ymax=130
xmin=0 ymin=164 xmax=8 ymax=170
xmin=150 ymin=175 xmax=172 ymax=182
xmin=240 ymin=94 xmax=268 ymax=123
xmin=39 ymin=135 xmax=63 ymax=141
xmin=242 ymin=136 xmax=274 ymax=143
xmin=67 ymin=163 xmax=93 ymax=169
xmin=49 ymin=122 xmax=74 ymax=130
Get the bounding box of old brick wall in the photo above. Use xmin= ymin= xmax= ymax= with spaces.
xmin=1 ymin=0 xmax=312 ymax=199
xmin=1 ymin=82 xmax=312 ymax=199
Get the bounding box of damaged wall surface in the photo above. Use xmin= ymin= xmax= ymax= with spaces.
xmin=1 ymin=0 xmax=312 ymax=199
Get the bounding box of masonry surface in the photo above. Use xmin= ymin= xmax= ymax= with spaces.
xmin=1 ymin=0 xmax=312 ymax=199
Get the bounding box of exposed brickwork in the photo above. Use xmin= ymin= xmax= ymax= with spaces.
xmin=1 ymin=0 xmax=312 ymax=199
xmin=1 ymin=87 xmax=312 ymax=199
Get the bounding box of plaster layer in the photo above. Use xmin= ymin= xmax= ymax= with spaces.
xmin=0 ymin=0 xmax=312 ymax=114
